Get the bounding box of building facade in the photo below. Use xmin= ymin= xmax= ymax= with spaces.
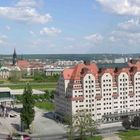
xmin=55 ymin=60 xmax=140 ymax=123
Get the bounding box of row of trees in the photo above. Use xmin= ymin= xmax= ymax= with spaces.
xmin=33 ymin=72 xmax=59 ymax=82
xmin=8 ymin=70 xmax=60 ymax=82
xmin=65 ymin=112 xmax=98 ymax=140
xmin=16 ymin=90 xmax=55 ymax=103
xmin=122 ymin=116 xmax=140 ymax=129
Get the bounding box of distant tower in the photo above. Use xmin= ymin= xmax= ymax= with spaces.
xmin=12 ymin=48 xmax=17 ymax=66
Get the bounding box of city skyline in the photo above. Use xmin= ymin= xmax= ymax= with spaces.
xmin=0 ymin=0 xmax=140 ymax=54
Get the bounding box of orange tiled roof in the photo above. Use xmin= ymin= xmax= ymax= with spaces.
xmin=63 ymin=63 xmax=98 ymax=80
xmin=63 ymin=68 xmax=74 ymax=80
xmin=17 ymin=60 xmax=30 ymax=69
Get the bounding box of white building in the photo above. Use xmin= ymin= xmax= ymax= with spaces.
xmin=56 ymin=60 xmax=83 ymax=66
xmin=0 ymin=67 xmax=10 ymax=79
xmin=114 ymin=58 xmax=125 ymax=63
xmin=54 ymin=59 xmax=140 ymax=123
xmin=44 ymin=65 xmax=64 ymax=76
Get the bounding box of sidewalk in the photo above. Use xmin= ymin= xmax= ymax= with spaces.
xmin=102 ymin=134 xmax=121 ymax=140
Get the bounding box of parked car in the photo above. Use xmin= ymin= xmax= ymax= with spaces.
xmin=22 ymin=135 xmax=31 ymax=140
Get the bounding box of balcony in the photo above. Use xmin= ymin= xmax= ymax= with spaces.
xmin=95 ymin=94 xmax=102 ymax=99
xmin=128 ymin=92 xmax=134 ymax=97
xmin=113 ymin=83 xmax=117 ymax=87
xmin=69 ymin=96 xmax=84 ymax=101
xmin=112 ymin=93 xmax=119 ymax=97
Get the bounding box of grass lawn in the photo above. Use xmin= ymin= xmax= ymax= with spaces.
xmin=35 ymin=102 xmax=55 ymax=111
xmin=0 ymin=82 xmax=57 ymax=90
xmin=85 ymin=136 xmax=102 ymax=140
xmin=118 ymin=129 xmax=140 ymax=140
xmin=75 ymin=136 xmax=102 ymax=140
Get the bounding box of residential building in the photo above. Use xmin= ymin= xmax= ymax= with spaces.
xmin=0 ymin=67 xmax=10 ymax=79
xmin=55 ymin=59 xmax=140 ymax=123
xmin=44 ymin=65 xmax=64 ymax=76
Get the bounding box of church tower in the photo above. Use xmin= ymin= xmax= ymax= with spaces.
xmin=12 ymin=48 xmax=17 ymax=66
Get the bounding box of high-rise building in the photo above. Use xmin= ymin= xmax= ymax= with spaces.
xmin=54 ymin=60 xmax=140 ymax=123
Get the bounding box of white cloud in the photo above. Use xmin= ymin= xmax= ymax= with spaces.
xmin=40 ymin=27 xmax=62 ymax=36
xmin=0 ymin=35 xmax=8 ymax=45
xmin=109 ymin=36 xmax=119 ymax=42
xmin=85 ymin=34 xmax=103 ymax=43
xmin=118 ymin=19 xmax=140 ymax=32
xmin=97 ymin=0 xmax=140 ymax=16
xmin=16 ymin=0 xmax=37 ymax=7
xmin=109 ymin=30 xmax=140 ymax=45
xmin=65 ymin=37 xmax=75 ymax=41
xmin=0 ymin=1 xmax=52 ymax=24
xmin=29 ymin=30 xmax=35 ymax=36
xmin=5 ymin=25 xmax=11 ymax=30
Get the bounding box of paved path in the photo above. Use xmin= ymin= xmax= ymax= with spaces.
xmin=32 ymin=107 xmax=66 ymax=139
xmin=102 ymin=134 xmax=121 ymax=140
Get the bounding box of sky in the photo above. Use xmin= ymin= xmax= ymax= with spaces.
xmin=0 ymin=0 xmax=140 ymax=54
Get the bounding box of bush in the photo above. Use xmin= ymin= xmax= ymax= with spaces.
xmin=122 ymin=119 xmax=131 ymax=129
xmin=132 ymin=116 xmax=140 ymax=127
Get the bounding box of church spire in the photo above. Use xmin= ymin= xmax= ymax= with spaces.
xmin=13 ymin=48 xmax=17 ymax=66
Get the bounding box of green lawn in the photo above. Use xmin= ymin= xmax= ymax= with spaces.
xmin=0 ymin=82 xmax=57 ymax=90
xmin=35 ymin=102 xmax=55 ymax=111
xmin=85 ymin=136 xmax=102 ymax=140
xmin=118 ymin=130 xmax=140 ymax=140
xmin=75 ymin=136 xmax=102 ymax=140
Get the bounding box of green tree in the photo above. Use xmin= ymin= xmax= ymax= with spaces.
xmin=9 ymin=70 xmax=21 ymax=82
xmin=122 ymin=118 xmax=131 ymax=130
xmin=132 ymin=116 xmax=140 ymax=127
xmin=50 ymin=90 xmax=55 ymax=99
xmin=44 ymin=90 xmax=50 ymax=101
xmin=33 ymin=72 xmax=46 ymax=82
xmin=64 ymin=115 xmax=75 ymax=140
xmin=65 ymin=112 xmax=98 ymax=140
xmin=86 ymin=114 xmax=98 ymax=137
xmin=20 ymin=83 xmax=35 ymax=130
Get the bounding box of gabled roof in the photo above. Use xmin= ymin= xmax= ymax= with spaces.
xmin=63 ymin=63 xmax=98 ymax=80
xmin=63 ymin=68 xmax=74 ymax=80
xmin=17 ymin=60 xmax=30 ymax=69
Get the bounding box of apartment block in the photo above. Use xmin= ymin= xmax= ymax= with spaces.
xmin=54 ymin=59 xmax=140 ymax=123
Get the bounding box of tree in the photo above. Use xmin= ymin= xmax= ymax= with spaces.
xmin=44 ymin=90 xmax=50 ymax=101
xmin=75 ymin=113 xmax=88 ymax=140
xmin=33 ymin=72 xmax=46 ymax=82
xmin=50 ymin=90 xmax=55 ymax=100
xmin=65 ymin=112 xmax=98 ymax=140
xmin=86 ymin=114 xmax=98 ymax=137
xmin=132 ymin=116 xmax=140 ymax=127
xmin=20 ymin=83 xmax=35 ymax=130
xmin=64 ymin=115 xmax=75 ymax=140
xmin=9 ymin=70 xmax=21 ymax=82
xmin=122 ymin=118 xmax=131 ymax=129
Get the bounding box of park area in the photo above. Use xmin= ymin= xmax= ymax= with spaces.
xmin=0 ymin=82 xmax=57 ymax=90
xmin=118 ymin=130 xmax=140 ymax=140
